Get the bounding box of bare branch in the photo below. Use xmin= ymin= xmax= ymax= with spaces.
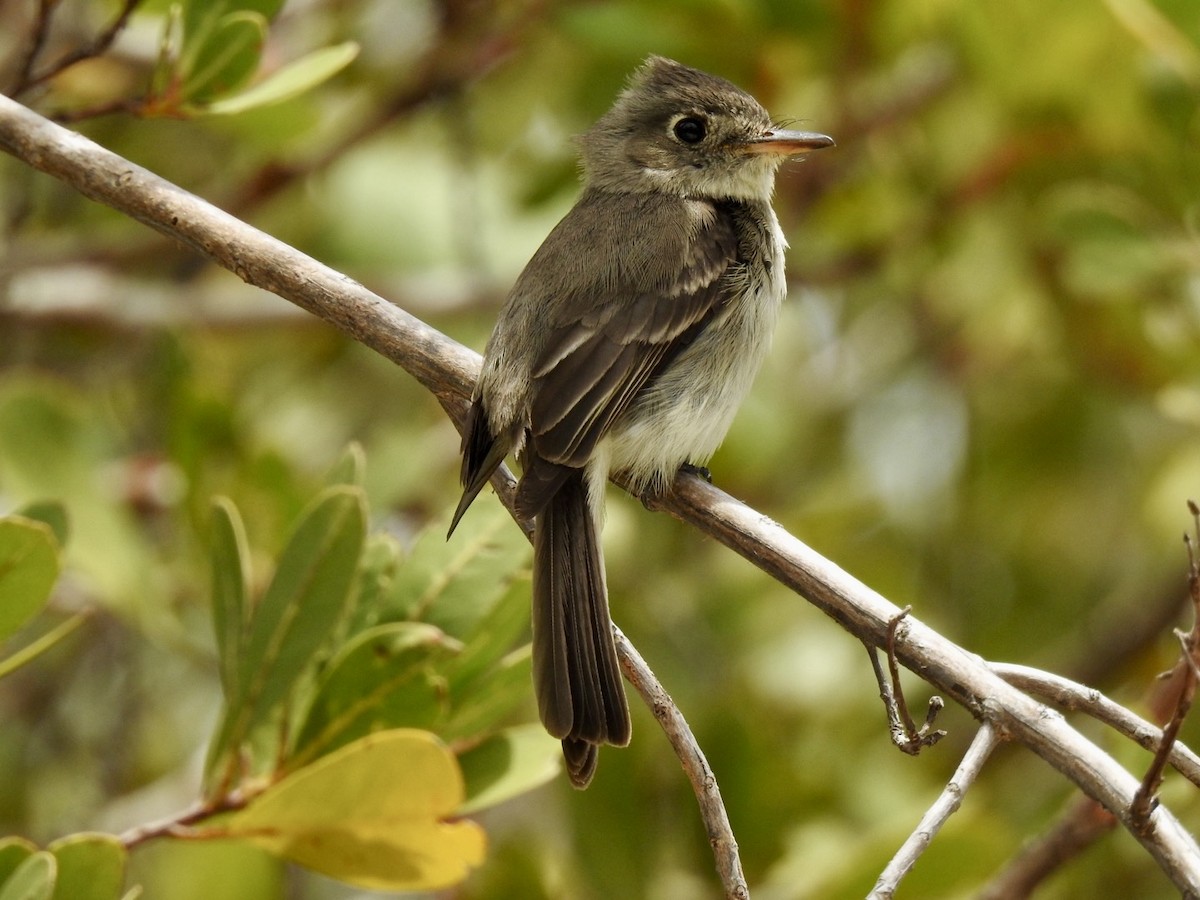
xmin=614 ymin=627 xmax=748 ymax=900
xmin=869 ymin=722 xmax=1001 ymax=899
xmin=993 ymin=663 xmax=1200 ymax=789
xmin=2 ymin=93 xmax=1200 ymax=894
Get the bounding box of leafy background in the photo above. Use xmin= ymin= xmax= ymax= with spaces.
xmin=1 ymin=0 xmax=1199 ymax=897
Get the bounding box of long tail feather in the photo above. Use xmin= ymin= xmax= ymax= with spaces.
xmin=532 ymin=469 xmax=631 ymax=788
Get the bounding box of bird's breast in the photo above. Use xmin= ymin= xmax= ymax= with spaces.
xmin=598 ymin=206 xmax=787 ymax=494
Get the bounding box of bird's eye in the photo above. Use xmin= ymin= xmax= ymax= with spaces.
xmin=672 ymin=116 xmax=707 ymax=145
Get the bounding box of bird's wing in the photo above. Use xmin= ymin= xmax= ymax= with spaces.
xmin=517 ymin=194 xmax=739 ymax=515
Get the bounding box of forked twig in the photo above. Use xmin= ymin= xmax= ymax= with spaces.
xmin=867 ymin=606 xmax=946 ymax=754
xmin=9 ymin=0 xmax=144 ymax=98
xmin=993 ymin=663 xmax=1200 ymax=788
xmin=1132 ymin=500 xmax=1200 ymax=831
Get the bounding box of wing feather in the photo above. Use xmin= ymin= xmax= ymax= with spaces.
xmin=528 ymin=197 xmax=739 ymax=475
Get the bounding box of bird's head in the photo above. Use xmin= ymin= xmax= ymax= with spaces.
xmin=580 ymin=56 xmax=833 ymax=201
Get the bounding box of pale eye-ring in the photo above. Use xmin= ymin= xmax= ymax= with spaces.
xmin=672 ymin=116 xmax=707 ymax=145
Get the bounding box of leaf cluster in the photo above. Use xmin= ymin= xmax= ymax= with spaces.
xmin=0 ymin=445 xmax=554 ymax=896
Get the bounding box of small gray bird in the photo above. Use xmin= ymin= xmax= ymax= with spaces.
xmin=449 ymin=56 xmax=833 ymax=787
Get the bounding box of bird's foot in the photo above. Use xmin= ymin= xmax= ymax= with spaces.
xmin=638 ymin=464 xmax=712 ymax=512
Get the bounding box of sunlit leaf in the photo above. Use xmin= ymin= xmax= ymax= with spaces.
xmin=202 ymin=42 xmax=360 ymax=116
xmin=210 ymin=498 xmax=250 ymax=702
xmin=0 ymin=839 xmax=36 ymax=886
xmin=0 ymin=851 xmax=55 ymax=900
xmin=457 ymin=723 xmax=560 ymax=814
xmin=14 ymin=502 xmax=68 ymax=549
xmin=206 ymin=486 xmax=366 ymax=789
xmin=217 ymin=730 xmax=485 ymax=891
xmin=0 ymin=516 xmax=61 ymax=643
xmin=47 ymin=834 xmax=125 ymax=900
xmin=323 ymin=442 xmax=366 ymax=489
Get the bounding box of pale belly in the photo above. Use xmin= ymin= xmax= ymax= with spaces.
xmin=594 ymin=269 xmax=784 ymax=496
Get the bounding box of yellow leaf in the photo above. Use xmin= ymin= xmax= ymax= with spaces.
xmin=218 ymin=730 xmax=484 ymax=891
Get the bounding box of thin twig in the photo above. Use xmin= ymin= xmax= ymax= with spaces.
xmin=614 ymin=628 xmax=748 ymax=900
xmin=867 ymin=606 xmax=947 ymax=754
xmin=1133 ymin=500 xmax=1200 ymax=830
xmin=869 ymin=722 xmax=1001 ymax=899
xmin=992 ymin=663 xmax=1200 ymax=789
xmin=9 ymin=0 xmax=57 ymax=95
xmin=9 ymin=0 xmax=144 ymax=98
xmin=2 ymin=93 xmax=1200 ymax=895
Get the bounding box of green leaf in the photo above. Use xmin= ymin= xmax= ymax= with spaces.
xmin=340 ymin=533 xmax=403 ymax=637
xmin=438 ymin=575 xmax=536 ymax=743
xmin=209 ymin=498 xmax=250 ymax=702
xmin=0 ymin=851 xmax=56 ymax=900
xmin=385 ymin=505 xmax=530 ymax=638
xmin=238 ymin=485 xmax=365 ymax=719
xmin=0 ymin=516 xmax=61 ymax=643
xmin=290 ymin=623 xmax=458 ymax=769
xmin=14 ymin=502 xmax=68 ymax=549
xmin=441 ymin=646 xmax=533 ymax=744
xmin=180 ymin=11 xmax=268 ymax=103
xmin=216 ymin=730 xmax=485 ymax=891
xmin=47 ymin=834 xmax=125 ymax=900
xmin=442 ymin=575 xmax=531 ymax=692
xmin=206 ymin=486 xmax=366 ymax=789
xmin=457 ymin=723 xmax=561 ymax=814
xmin=201 ymin=42 xmax=360 ymax=116
xmin=323 ymin=442 xmax=365 ymax=489
xmin=182 ymin=0 xmax=283 ymax=39
xmin=0 ymin=839 xmax=36 ymax=885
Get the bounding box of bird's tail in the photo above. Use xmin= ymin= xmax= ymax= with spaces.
xmin=532 ymin=468 xmax=631 ymax=788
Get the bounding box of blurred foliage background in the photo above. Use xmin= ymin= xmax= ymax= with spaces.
xmin=1 ymin=0 xmax=1199 ymax=897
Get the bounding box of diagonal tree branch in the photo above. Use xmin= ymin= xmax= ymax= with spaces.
xmin=2 ymin=93 xmax=1199 ymax=895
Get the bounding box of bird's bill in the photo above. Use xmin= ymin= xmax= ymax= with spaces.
xmin=738 ymin=130 xmax=835 ymax=156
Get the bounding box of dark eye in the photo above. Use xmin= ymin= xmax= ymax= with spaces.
xmin=673 ymin=116 xmax=707 ymax=144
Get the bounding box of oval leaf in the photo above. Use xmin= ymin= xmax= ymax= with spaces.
xmin=181 ymin=12 xmax=267 ymax=103
xmin=0 ymin=851 xmax=56 ymax=900
xmin=457 ymin=723 xmax=561 ymax=814
xmin=0 ymin=516 xmax=61 ymax=642
xmin=290 ymin=622 xmax=457 ymax=768
xmin=238 ymin=485 xmax=366 ymax=723
xmin=14 ymin=502 xmax=68 ymax=549
xmin=0 ymin=839 xmax=36 ymax=885
xmin=207 ymin=486 xmax=366 ymax=789
xmin=323 ymin=442 xmax=365 ymax=489
xmin=201 ymin=42 xmax=359 ymax=115
xmin=209 ymin=497 xmax=250 ymax=701
xmin=47 ymin=834 xmax=125 ymax=900
xmin=219 ymin=730 xmax=485 ymax=891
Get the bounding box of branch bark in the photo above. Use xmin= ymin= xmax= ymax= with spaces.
xmin=2 ymin=93 xmax=1199 ymax=895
